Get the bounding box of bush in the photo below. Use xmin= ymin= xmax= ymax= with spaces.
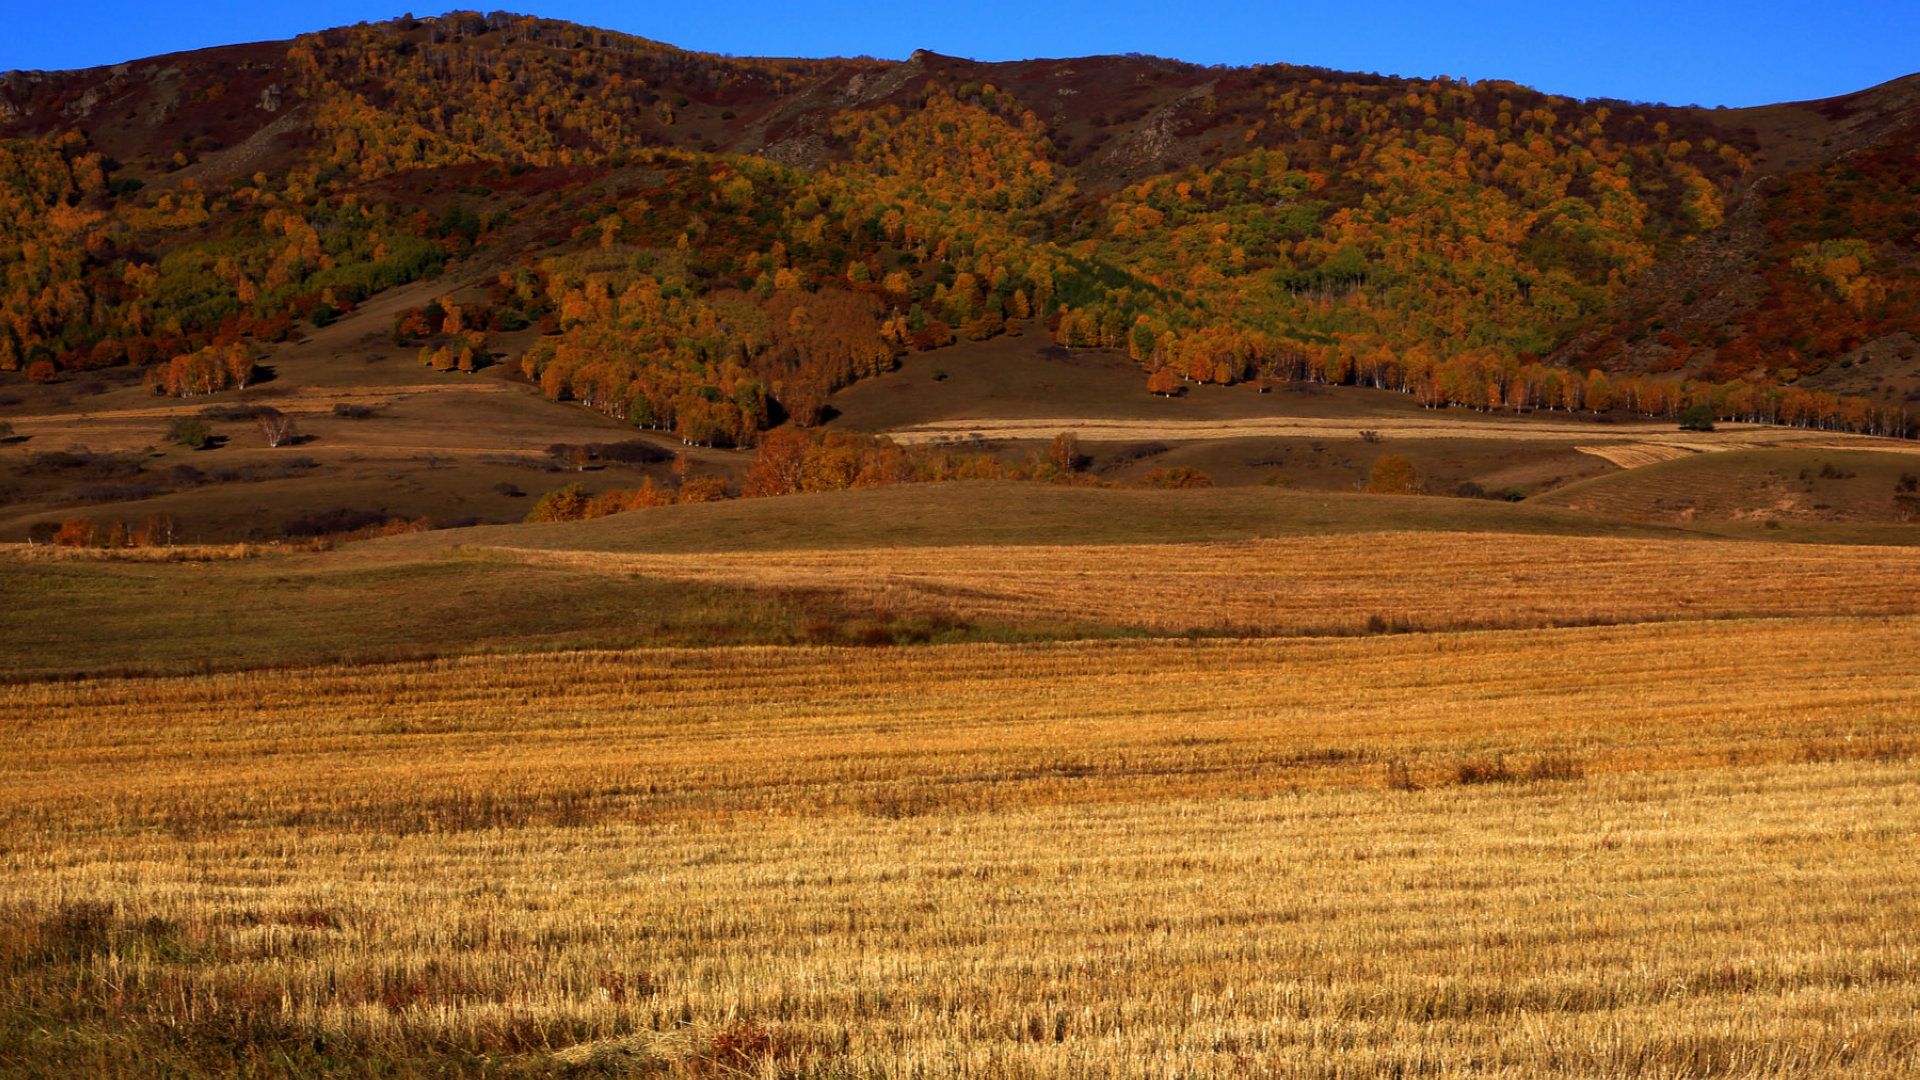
xmin=1678 ymin=404 xmax=1716 ymax=431
xmin=165 ymin=417 xmax=212 ymax=449
xmin=1141 ymin=466 xmax=1213 ymax=489
xmin=586 ymin=439 xmax=671 ymax=464
xmin=1365 ymin=455 xmax=1422 ymax=495
xmin=66 ymin=483 xmax=162 ymax=502
xmin=525 ymin=482 xmax=591 ymax=522
xmin=199 ymin=404 xmax=281 ymax=421
xmin=1454 ymin=756 xmax=1514 ymax=785
xmin=1525 ymin=754 xmax=1586 ymax=782
xmin=281 ymin=508 xmax=392 ymax=537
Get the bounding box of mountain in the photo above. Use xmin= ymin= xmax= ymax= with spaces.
xmin=2 ymin=10 xmax=1917 ymax=445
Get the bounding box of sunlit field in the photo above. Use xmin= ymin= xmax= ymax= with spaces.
xmin=502 ymin=530 xmax=1920 ymax=635
xmin=3 ymin=617 xmax=1916 ymax=1078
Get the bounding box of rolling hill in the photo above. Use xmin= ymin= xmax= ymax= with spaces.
xmin=1 ymin=11 xmax=1918 ymax=542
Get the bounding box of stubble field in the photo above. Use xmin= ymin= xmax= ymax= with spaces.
xmin=2 ymin=600 xmax=1917 ymax=1077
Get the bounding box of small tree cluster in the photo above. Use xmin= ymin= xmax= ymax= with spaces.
xmin=40 ymin=513 xmax=178 ymax=548
xmin=144 ymin=345 xmax=255 ymax=397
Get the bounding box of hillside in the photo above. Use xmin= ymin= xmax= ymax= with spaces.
xmin=1 ymin=12 xmax=1918 ymax=542
xmin=7 ymin=22 xmax=1920 ymax=1069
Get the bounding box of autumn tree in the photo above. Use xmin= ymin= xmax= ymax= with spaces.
xmin=53 ymin=517 xmax=96 ymax=547
xmin=1050 ymin=431 xmax=1085 ymax=472
xmin=134 ymin=513 xmax=177 ymax=547
xmin=525 ymin=482 xmax=593 ymax=522
xmin=1365 ymin=455 xmax=1423 ymax=495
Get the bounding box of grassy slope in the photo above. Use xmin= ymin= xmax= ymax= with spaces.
xmin=0 ymin=551 xmax=950 ymax=681
xmin=433 ymin=481 xmax=1699 ymax=554
xmin=1534 ymin=448 xmax=1920 ymax=528
xmin=6 ymin=480 xmax=1915 ymax=681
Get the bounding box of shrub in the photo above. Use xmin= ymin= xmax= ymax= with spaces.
xmin=1141 ymin=466 xmax=1213 ymax=488
xmin=166 ymin=417 xmax=212 ymax=449
xmin=525 ymin=482 xmax=591 ymax=522
xmin=675 ymin=476 xmax=731 ymax=503
xmin=1454 ymin=756 xmax=1514 ymax=785
xmin=1365 ymin=455 xmax=1422 ymax=494
xmin=1678 ymin=404 xmax=1716 ymax=431
xmin=281 ymin=508 xmax=392 ymax=537
xmin=1525 ymin=754 xmax=1586 ymax=782
xmin=199 ymin=404 xmax=281 ymax=421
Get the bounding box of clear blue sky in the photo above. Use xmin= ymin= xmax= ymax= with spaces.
xmin=3 ymin=1 xmax=1916 ymax=108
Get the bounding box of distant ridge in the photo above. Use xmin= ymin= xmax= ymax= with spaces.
xmin=0 ymin=10 xmax=1915 ymax=440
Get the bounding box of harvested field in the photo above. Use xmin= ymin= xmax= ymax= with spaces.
xmin=2 ymin=618 xmax=1917 ymax=1077
xmin=498 ymin=531 xmax=1920 ymax=634
xmin=1574 ymin=442 xmax=1702 ymax=469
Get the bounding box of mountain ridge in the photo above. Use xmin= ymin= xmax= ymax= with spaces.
xmin=2 ymin=10 xmax=1917 ymax=445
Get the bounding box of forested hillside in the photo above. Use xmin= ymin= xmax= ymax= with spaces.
xmin=3 ymin=10 xmax=1916 ymax=445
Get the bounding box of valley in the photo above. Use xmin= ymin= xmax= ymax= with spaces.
xmin=1 ymin=11 xmax=1918 ymax=1079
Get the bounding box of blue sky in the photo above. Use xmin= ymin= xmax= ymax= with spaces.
xmin=3 ymin=1 xmax=1915 ymax=108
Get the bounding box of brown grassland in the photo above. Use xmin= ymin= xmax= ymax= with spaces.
xmin=497 ymin=531 xmax=1920 ymax=635
xmin=2 ymin=503 xmax=1919 ymax=1077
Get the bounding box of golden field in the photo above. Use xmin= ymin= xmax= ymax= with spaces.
xmin=3 ymin=612 xmax=1917 ymax=1077
xmin=497 ymin=530 xmax=1920 ymax=635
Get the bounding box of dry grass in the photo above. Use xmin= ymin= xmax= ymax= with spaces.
xmin=25 ymin=523 xmax=1915 ymax=682
xmin=2 ymin=618 xmax=1917 ymax=1077
xmin=884 ymin=414 xmax=1919 ymax=450
xmin=495 ymin=530 xmax=1920 ymax=635
xmin=0 ymin=541 xmax=267 ymax=562
xmin=1541 ymin=448 xmax=1920 ymax=525
xmin=1574 ymin=442 xmax=1702 ymax=469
